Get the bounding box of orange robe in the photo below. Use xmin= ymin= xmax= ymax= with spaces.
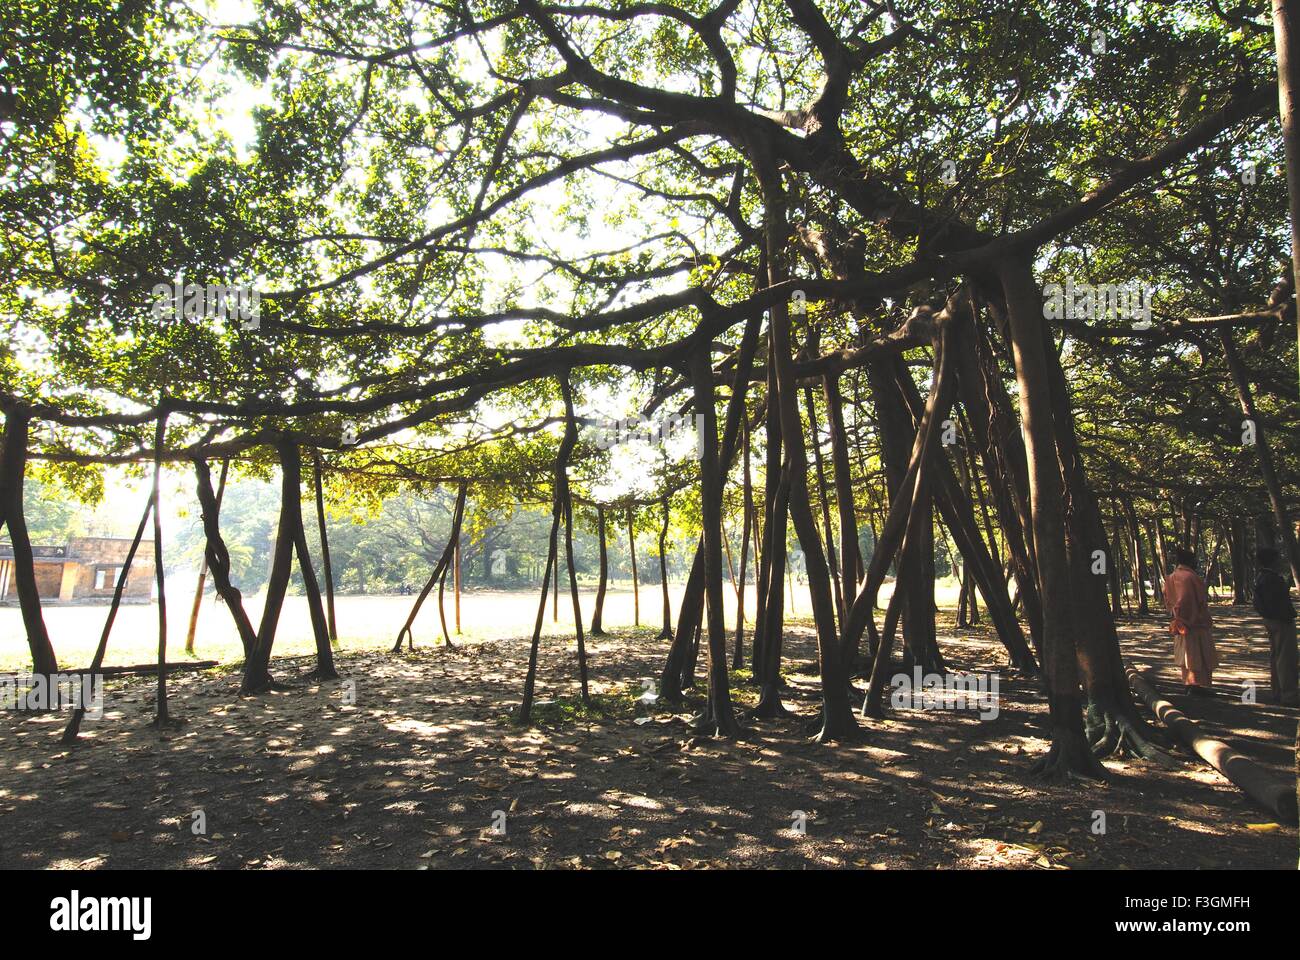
xmin=1162 ymin=565 xmax=1217 ymax=686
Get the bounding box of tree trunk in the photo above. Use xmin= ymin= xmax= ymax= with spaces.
xmin=61 ymin=492 xmax=154 ymax=742
xmin=519 ymin=380 xmax=578 ymax=722
xmin=520 ymin=513 xmax=561 ymax=724
xmin=753 ymin=360 xmax=790 ymax=718
xmin=1122 ymin=496 xmax=1150 ymax=615
xmin=1041 ymin=295 xmax=1160 ymax=762
xmin=953 ymin=306 xmax=1044 ymax=651
xmin=193 ymin=458 xmax=259 ymax=656
xmin=0 ymin=408 xmax=59 ymax=675
xmin=841 ymin=309 xmax=957 ymax=669
xmin=734 ymin=420 xmax=752 ymax=668
xmin=824 ymin=374 xmax=862 ymax=613
xmin=393 ymin=481 xmax=467 ymax=651
xmin=1221 ymin=327 xmax=1300 ymax=584
xmin=558 ymin=378 xmax=590 ymax=704
xmin=312 ymin=451 xmax=338 ymax=643
xmin=1230 ymin=516 xmax=1249 ymax=604
xmin=658 ymin=496 xmax=672 ymax=639
xmin=689 ymin=348 xmax=740 ymax=736
xmin=591 ymin=505 xmax=609 ymax=635
xmin=150 ymin=412 xmax=170 ymax=724
xmin=627 ymin=507 xmax=639 ymax=627
xmin=659 ymin=311 xmax=762 ymax=699
xmin=280 ymin=442 xmax=337 ymax=680
xmin=1271 ymin=0 xmax=1300 ymax=389
xmin=186 ymin=459 xmax=228 ymax=655
xmin=998 ymin=260 xmax=1101 ymax=778
xmin=892 ymin=340 xmax=1035 ymax=670
xmin=242 ymin=441 xmax=298 ymax=692
xmin=805 ymin=383 xmax=843 ymax=629
xmin=1146 ymin=519 xmax=1165 ymax=606
xmin=751 ymin=151 xmax=854 ymax=740
xmin=863 ymin=317 xmax=955 ymax=716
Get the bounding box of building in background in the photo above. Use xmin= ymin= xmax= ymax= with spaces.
xmin=0 ymin=537 xmax=154 ymax=604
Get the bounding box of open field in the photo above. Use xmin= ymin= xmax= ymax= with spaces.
xmin=0 ymin=580 xmax=942 ymax=673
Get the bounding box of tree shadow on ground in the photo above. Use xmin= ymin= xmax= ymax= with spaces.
xmin=0 ymin=611 xmax=1293 ymax=869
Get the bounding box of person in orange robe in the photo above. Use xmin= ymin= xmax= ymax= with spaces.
xmin=1162 ymin=547 xmax=1217 ymax=695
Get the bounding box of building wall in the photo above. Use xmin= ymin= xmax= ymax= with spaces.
xmin=32 ymin=562 xmax=63 ymax=598
xmin=66 ymin=537 xmax=155 ymax=600
xmin=0 ymin=538 xmax=156 ymax=603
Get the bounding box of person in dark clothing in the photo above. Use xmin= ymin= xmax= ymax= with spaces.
xmin=1254 ymin=547 xmax=1297 ymax=707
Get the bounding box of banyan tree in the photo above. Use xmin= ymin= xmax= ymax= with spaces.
xmin=2 ymin=0 xmax=1298 ymax=783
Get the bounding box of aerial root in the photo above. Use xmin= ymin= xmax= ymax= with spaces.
xmin=749 ymin=700 xmax=792 ymax=720
xmin=1085 ymin=700 xmax=1178 ymax=766
xmin=1030 ymin=737 xmax=1109 ymax=782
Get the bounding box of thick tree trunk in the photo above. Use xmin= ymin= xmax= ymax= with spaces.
xmin=754 ymin=469 xmax=791 ymax=718
xmin=954 ymin=306 xmax=1044 ymax=651
xmin=0 ymin=408 xmax=59 ymax=675
xmin=891 ymin=340 xmax=1036 ymax=671
xmin=242 ymin=442 xmax=298 ymax=693
xmin=1040 ymin=301 xmax=1162 ymax=761
xmin=840 ymin=307 xmax=956 ymax=669
xmin=279 ymin=442 xmax=337 ymax=681
xmin=753 ymin=354 xmax=789 ymax=716
xmin=997 ymin=260 xmax=1102 ymax=778
xmin=863 ymin=317 xmax=955 ymax=716
xmin=865 ymin=355 xmax=937 ymax=672
xmin=751 ymin=151 xmax=854 ymax=741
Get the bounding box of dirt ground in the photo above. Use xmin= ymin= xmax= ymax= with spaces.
xmin=1 ymin=600 xmax=1295 ymax=870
